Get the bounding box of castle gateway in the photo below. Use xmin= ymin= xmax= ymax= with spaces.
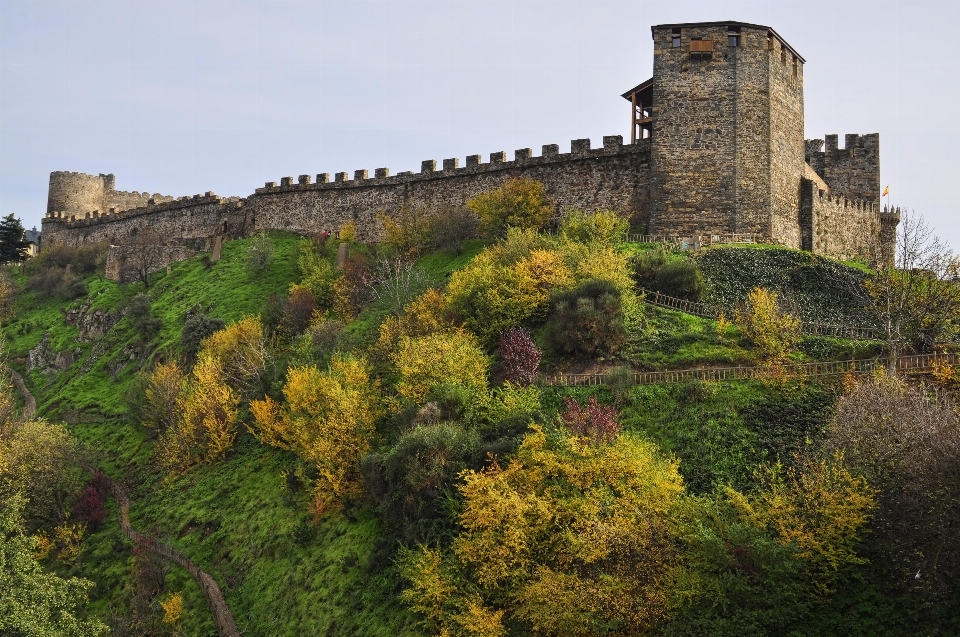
xmin=41 ymin=21 xmax=899 ymax=280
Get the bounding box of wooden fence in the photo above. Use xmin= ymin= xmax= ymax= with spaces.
xmin=112 ymin=482 xmax=241 ymax=637
xmin=625 ymin=233 xmax=762 ymax=246
xmin=640 ymin=288 xmax=882 ymax=341
xmin=542 ymin=352 xmax=959 ymax=387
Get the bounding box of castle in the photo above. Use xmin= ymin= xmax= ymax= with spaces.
xmin=40 ymin=21 xmax=900 ymax=280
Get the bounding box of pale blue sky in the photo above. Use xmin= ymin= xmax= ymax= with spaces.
xmin=1 ymin=1 xmax=957 ymax=245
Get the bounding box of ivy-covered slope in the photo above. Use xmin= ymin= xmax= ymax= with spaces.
xmin=698 ymin=245 xmax=875 ymax=325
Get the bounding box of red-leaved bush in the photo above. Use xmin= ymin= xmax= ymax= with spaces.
xmin=496 ymin=328 xmax=542 ymax=386
xmin=73 ymin=471 xmax=110 ymax=531
xmin=561 ymin=396 xmax=620 ymax=444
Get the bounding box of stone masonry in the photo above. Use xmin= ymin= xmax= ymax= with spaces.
xmin=39 ymin=21 xmax=898 ymax=280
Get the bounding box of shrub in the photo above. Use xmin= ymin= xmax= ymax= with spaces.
xmin=338 ymin=220 xmax=357 ymax=243
xmin=158 ymin=352 xmax=240 ymax=475
xmin=495 ymin=328 xmax=541 ymax=386
xmin=246 ymin=231 xmax=273 ymax=274
xmin=363 ymin=422 xmax=482 ymax=547
xmin=734 ymin=287 xmax=801 ymax=364
xmin=431 ymin=205 xmax=480 ymax=254
xmin=378 ymin=204 xmax=435 ymax=257
xmin=467 ymin=177 xmax=554 ymax=236
xmin=72 ymin=472 xmax=110 ymax=531
xmin=297 ymin=240 xmax=337 ymax=305
xmin=179 ymin=313 xmax=225 ymax=363
xmin=632 ymin=247 xmax=705 ymax=300
xmin=250 ymin=356 xmax=381 ymax=515
xmin=280 ymin=285 xmax=317 ymax=337
xmin=545 ymin=279 xmax=626 ymax=358
xmin=199 ymin=316 xmax=269 ymax=398
xmin=399 ymin=426 xmax=684 ymax=636
xmin=142 ymin=361 xmax=184 ymax=432
xmin=559 ymin=209 xmax=628 ymax=245
xmin=124 ymin=293 xmax=162 ymax=341
xmin=447 ymin=241 xmax=573 ymax=343
xmin=391 ymin=330 xmax=489 ymax=404
xmin=560 ymin=396 xmax=620 ymax=444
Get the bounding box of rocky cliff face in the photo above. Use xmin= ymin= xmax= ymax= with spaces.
xmin=27 ymin=332 xmax=80 ymax=374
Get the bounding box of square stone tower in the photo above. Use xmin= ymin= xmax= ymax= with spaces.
xmin=646 ymin=22 xmax=805 ymax=245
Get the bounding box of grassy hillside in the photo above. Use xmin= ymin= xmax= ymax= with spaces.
xmin=4 ymin=228 xmax=955 ymax=637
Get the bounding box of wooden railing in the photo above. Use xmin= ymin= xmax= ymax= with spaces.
xmin=112 ymin=482 xmax=241 ymax=637
xmin=639 ymin=288 xmax=882 ymax=341
xmin=625 ymin=233 xmax=760 ymax=246
xmin=542 ymin=352 xmax=958 ymax=387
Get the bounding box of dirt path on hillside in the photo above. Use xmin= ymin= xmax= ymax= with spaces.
xmin=111 ymin=481 xmax=242 ymax=637
xmin=8 ymin=368 xmax=36 ymax=419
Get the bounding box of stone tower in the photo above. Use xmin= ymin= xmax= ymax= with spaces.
xmin=46 ymin=171 xmax=114 ymax=219
xmin=644 ymin=21 xmax=805 ymax=246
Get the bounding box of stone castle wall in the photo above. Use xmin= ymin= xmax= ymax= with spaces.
xmin=801 ymin=178 xmax=885 ymax=260
xmin=42 ymin=137 xmax=652 ymax=279
xmin=805 ymin=133 xmax=880 ymax=205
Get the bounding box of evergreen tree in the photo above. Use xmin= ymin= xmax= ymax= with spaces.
xmin=0 ymin=214 xmax=30 ymax=264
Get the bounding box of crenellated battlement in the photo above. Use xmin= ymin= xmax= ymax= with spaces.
xmin=43 ymin=192 xmax=235 ymax=227
xmin=816 ymin=190 xmax=880 ymax=215
xmin=805 ymin=133 xmax=880 ymax=204
xmin=253 ymin=136 xmax=642 ymax=195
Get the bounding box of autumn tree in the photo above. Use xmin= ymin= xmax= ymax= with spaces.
xmin=734 ymin=287 xmax=801 ymax=364
xmin=866 ymin=210 xmax=960 ymax=370
xmin=198 ymin=316 xmax=269 ymax=398
xmin=467 ymin=178 xmax=554 ymax=236
xmin=558 ymin=209 xmax=628 ymax=245
xmin=391 ymin=330 xmax=489 ymax=404
xmin=250 ymin=356 xmax=381 ymax=515
xmin=158 ymin=353 xmax=240 ymax=474
xmin=400 ymin=426 xmax=684 ymax=637
xmin=142 ymin=361 xmax=183 ymax=432
xmin=826 ymin=376 xmax=960 ymax=607
xmin=494 ymin=328 xmax=541 ymax=386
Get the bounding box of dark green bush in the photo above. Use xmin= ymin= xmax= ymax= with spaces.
xmin=124 ymin=293 xmax=162 ymax=342
xmin=545 ymin=279 xmax=625 ymax=358
xmin=632 ymin=247 xmax=705 ymax=300
xmin=362 ymin=422 xmax=483 ymax=547
xmin=179 ymin=313 xmax=225 ymax=362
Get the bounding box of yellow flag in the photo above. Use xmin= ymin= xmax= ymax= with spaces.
xmin=882 ymin=185 xmax=889 ymax=197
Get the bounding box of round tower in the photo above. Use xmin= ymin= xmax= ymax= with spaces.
xmin=46 ymin=171 xmax=109 ymax=218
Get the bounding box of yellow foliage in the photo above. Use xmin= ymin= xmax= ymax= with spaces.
xmin=297 ymin=241 xmax=337 ymax=302
xmin=339 ymin=220 xmax=357 ymax=243
xmin=391 ymin=330 xmax=489 ymax=403
xmin=143 ymin=361 xmax=183 ymax=430
xmin=376 ymin=287 xmax=457 ymax=356
xmin=330 ymin=275 xmax=354 ymax=321
xmin=734 ymin=287 xmax=801 ymax=364
xmin=199 ymin=316 xmax=267 ymax=396
xmin=716 ymin=311 xmax=731 ymax=343
xmin=558 ymin=209 xmax=628 ymax=245
xmin=401 ymin=425 xmax=684 ymax=635
xmin=446 ymin=245 xmax=573 ymax=342
xmin=250 ymin=356 xmax=380 ymax=515
xmin=32 ymin=531 xmax=54 ymax=560
xmin=160 ymin=592 xmax=183 ymax=625
xmin=378 ymin=204 xmax=435 ymax=257
xmin=52 ymin=519 xmax=86 ymax=564
xmin=755 ymin=454 xmax=875 ymax=574
xmin=158 ymin=353 xmax=240 ymax=474
xmin=467 ymin=177 xmax=553 ymax=234
xmin=931 ymin=358 xmax=959 ymax=386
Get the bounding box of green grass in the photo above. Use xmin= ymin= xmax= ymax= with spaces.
xmin=544 ymin=379 xmax=836 ymax=494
